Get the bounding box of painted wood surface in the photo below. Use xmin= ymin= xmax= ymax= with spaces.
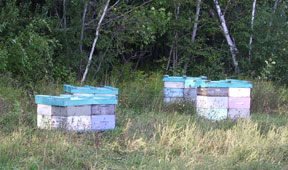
xmin=164 ymin=88 xmax=184 ymax=97
xmin=37 ymin=104 xmax=52 ymax=115
xmin=200 ymin=81 xmax=253 ymax=88
xmin=229 ymin=88 xmax=251 ymax=97
xmin=197 ymin=87 xmax=228 ymax=96
xmin=91 ymin=115 xmax=115 ymax=130
xmin=197 ymin=108 xmax=228 ymax=120
xmin=228 ymin=109 xmax=250 ymax=120
xmin=163 ymin=75 xmax=207 ymax=82
xmin=184 ymin=88 xmax=197 ymax=100
xmin=196 ymin=96 xmax=228 ymax=109
xmin=185 ymin=80 xmax=206 ymax=88
xmin=225 ymin=79 xmax=252 ymax=84
xmin=66 ymin=116 xmax=91 ymax=131
xmin=37 ymin=104 xmax=91 ymax=116
xmin=35 ymin=95 xmax=118 ymax=106
xmin=64 ymin=84 xmax=118 ymax=95
xmin=72 ymin=93 xmax=116 ymax=97
xmin=162 ymin=75 xmax=185 ymax=82
xmin=37 ymin=115 xmax=67 ymax=129
xmin=91 ymin=104 xmax=116 ymax=115
xmin=164 ymin=97 xmax=184 ymax=103
xmin=229 ymin=97 xmax=251 ymax=109
xmin=164 ymin=82 xmax=185 ymax=88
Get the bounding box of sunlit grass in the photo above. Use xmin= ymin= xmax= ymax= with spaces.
xmin=1 ymin=74 xmax=288 ymax=169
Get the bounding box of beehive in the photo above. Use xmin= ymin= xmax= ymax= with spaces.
xmin=35 ymin=86 xmax=118 ymax=131
xmin=196 ymin=80 xmax=253 ymax=120
xmin=162 ymin=75 xmax=207 ymax=103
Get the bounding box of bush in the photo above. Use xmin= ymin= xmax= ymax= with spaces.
xmin=251 ymin=80 xmax=288 ymax=115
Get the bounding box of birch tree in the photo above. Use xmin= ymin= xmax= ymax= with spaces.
xmin=213 ymin=0 xmax=240 ymax=74
xmin=183 ymin=0 xmax=202 ymax=75
xmin=249 ymin=0 xmax=257 ymax=63
xmin=81 ymin=0 xmax=110 ymax=84
xmin=269 ymin=0 xmax=280 ymax=27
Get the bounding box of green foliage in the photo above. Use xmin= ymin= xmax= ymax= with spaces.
xmin=251 ymin=80 xmax=288 ymax=115
xmin=1 ymin=0 xmax=288 ymax=84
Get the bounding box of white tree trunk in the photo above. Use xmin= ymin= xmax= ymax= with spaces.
xmin=191 ymin=0 xmax=201 ymax=44
xmin=184 ymin=0 xmax=202 ymax=74
xmin=81 ymin=0 xmax=110 ymax=84
xmin=213 ymin=0 xmax=240 ymax=74
xmin=269 ymin=0 xmax=279 ymax=27
xmin=173 ymin=4 xmax=180 ymax=71
xmin=249 ymin=0 xmax=257 ymax=63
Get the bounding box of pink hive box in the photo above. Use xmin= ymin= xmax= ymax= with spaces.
xmin=229 ymin=97 xmax=251 ymax=109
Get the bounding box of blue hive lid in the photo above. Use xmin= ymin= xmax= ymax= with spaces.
xmin=63 ymin=84 xmax=118 ymax=95
xmin=162 ymin=75 xmax=207 ymax=82
xmin=35 ymin=95 xmax=118 ymax=106
xmin=59 ymin=94 xmax=118 ymax=100
xmin=200 ymin=80 xmax=253 ymax=88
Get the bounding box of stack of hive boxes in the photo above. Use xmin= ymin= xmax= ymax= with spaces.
xmin=162 ymin=75 xmax=207 ymax=103
xmin=226 ymin=79 xmax=253 ymax=120
xmin=196 ymin=80 xmax=253 ymax=120
xmin=163 ymin=75 xmax=253 ymax=120
xmin=36 ymin=85 xmax=118 ymax=131
xmin=196 ymin=81 xmax=230 ymax=120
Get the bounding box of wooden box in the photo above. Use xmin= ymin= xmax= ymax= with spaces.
xmin=164 ymin=82 xmax=185 ymax=88
xmin=91 ymin=115 xmax=115 ymax=131
xmin=91 ymin=104 xmax=116 ymax=115
xmin=197 ymin=88 xmax=228 ymax=96
xmin=66 ymin=116 xmax=91 ymax=131
xmin=164 ymin=97 xmax=184 ymax=103
xmin=228 ymin=109 xmax=250 ymax=120
xmin=196 ymin=108 xmax=228 ymax=120
xmin=37 ymin=115 xmax=67 ymax=129
xmin=196 ymin=96 xmax=228 ymax=109
xmin=229 ymin=88 xmax=251 ymax=97
xmin=37 ymin=104 xmax=91 ymax=116
xmin=184 ymin=88 xmax=197 ymax=101
xmin=164 ymin=88 xmax=184 ymax=98
xmin=229 ymin=97 xmax=251 ymax=109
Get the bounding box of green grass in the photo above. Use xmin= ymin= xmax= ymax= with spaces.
xmin=1 ymin=73 xmax=288 ymax=169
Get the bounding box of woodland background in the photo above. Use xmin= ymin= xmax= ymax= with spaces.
xmin=1 ymin=0 xmax=287 ymax=84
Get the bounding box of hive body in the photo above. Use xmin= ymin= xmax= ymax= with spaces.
xmin=163 ymin=75 xmax=253 ymax=120
xmin=36 ymin=85 xmax=118 ymax=132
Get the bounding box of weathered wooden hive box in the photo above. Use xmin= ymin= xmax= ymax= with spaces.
xmin=35 ymin=85 xmax=118 ymax=132
xmin=162 ymin=75 xmax=207 ymax=103
xmin=196 ymin=80 xmax=253 ymax=120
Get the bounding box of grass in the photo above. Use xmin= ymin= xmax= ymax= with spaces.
xmin=1 ymin=73 xmax=288 ymax=169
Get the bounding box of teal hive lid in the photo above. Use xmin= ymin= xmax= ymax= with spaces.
xmin=163 ymin=75 xmax=207 ymax=82
xmin=200 ymin=80 xmax=253 ymax=88
xmin=64 ymin=84 xmax=118 ymax=95
xmin=35 ymin=95 xmax=118 ymax=106
xmin=59 ymin=94 xmax=118 ymax=100
xmin=185 ymin=79 xmax=208 ymax=88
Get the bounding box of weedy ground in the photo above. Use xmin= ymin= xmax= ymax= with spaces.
xmin=1 ymin=73 xmax=288 ymax=170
